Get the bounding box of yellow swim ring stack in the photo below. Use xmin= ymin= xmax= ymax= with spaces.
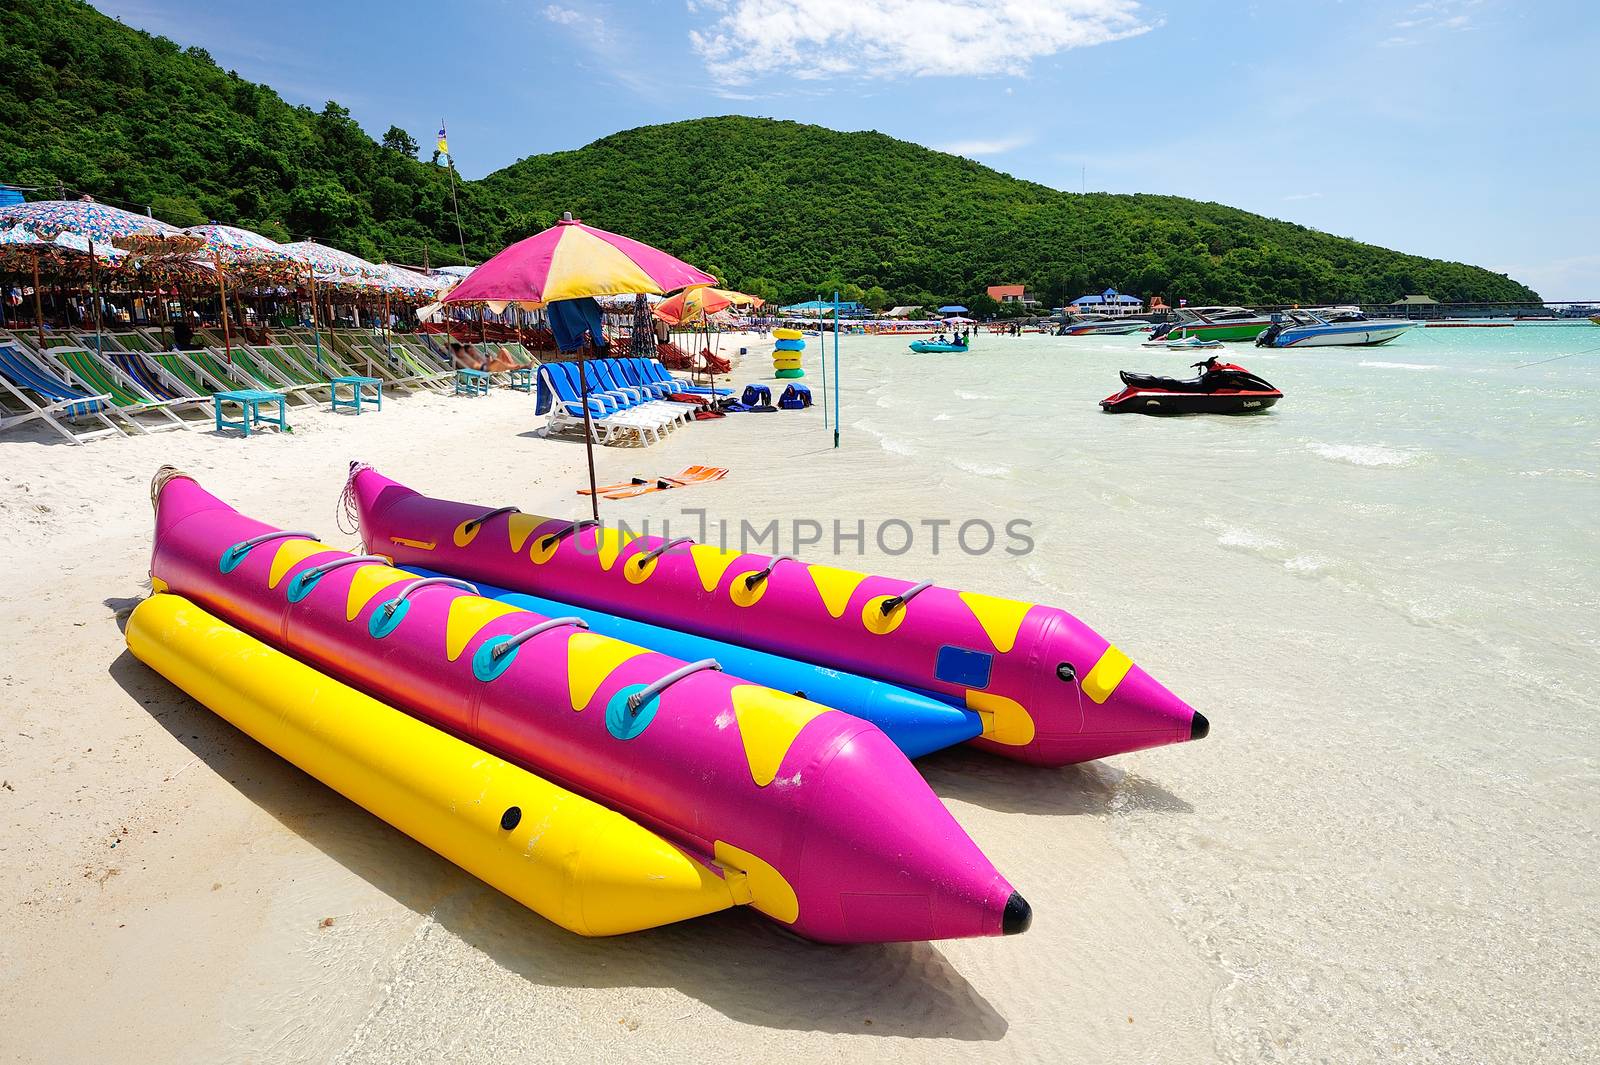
xmin=772 ymin=328 xmax=805 ymax=379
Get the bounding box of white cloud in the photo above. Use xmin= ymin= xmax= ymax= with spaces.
xmin=1393 ymin=0 xmax=1482 ymax=33
xmin=1283 ymin=192 xmax=1323 ymax=202
xmin=688 ymin=0 xmax=1154 ymax=84
xmin=936 ymin=134 xmax=1034 ymax=156
xmin=543 ymin=4 xmax=584 ymax=25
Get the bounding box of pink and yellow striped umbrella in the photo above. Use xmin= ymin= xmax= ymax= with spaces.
xmin=653 ymin=286 xmax=763 ymax=325
xmin=441 ymin=216 xmax=715 ymax=305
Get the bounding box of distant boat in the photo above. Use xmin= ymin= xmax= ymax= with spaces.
xmin=1154 ymin=306 xmax=1276 ymax=343
xmin=1256 ymin=308 xmax=1418 ymax=348
xmin=1060 ymin=314 xmax=1149 ymax=336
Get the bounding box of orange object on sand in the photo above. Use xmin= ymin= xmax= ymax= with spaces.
xmin=578 ymin=465 xmax=728 ymax=499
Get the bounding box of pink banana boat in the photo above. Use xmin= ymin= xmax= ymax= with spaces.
xmin=149 ymin=471 xmax=1028 ymax=943
xmin=349 ymin=466 xmax=1208 ymax=766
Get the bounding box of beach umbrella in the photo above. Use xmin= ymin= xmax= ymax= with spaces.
xmin=937 ymin=304 xmax=968 ymax=314
xmin=652 ymin=286 xmax=762 ymax=326
xmin=441 ymin=216 xmax=714 ymax=306
xmin=181 ymin=224 xmax=302 ymax=357
xmin=280 ymin=240 xmax=388 ymax=372
xmin=445 ymin=214 xmax=717 ymax=517
xmin=0 ymin=199 xmax=178 ymax=351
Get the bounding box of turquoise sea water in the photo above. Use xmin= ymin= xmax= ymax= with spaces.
xmin=820 ymin=325 xmax=1598 ymax=1061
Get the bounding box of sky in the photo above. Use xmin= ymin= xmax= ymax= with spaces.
xmin=93 ymin=0 xmax=1600 ymax=298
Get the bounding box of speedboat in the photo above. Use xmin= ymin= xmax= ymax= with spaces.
xmin=1060 ymin=313 xmax=1150 ymax=336
xmin=1152 ymin=335 xmax=1224 ymax=350
xmin=1099 ymin=357 xmax=1282 ymax=415
xmin=1148 ymin=306 xmax=1275 ymax=343
xmin=1255 ymin=308 xmax=1418 ymax=348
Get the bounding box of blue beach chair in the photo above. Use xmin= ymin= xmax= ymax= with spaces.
xmin=535 ymin=363 xmax=675 ymax=445
xmin=0 ymin=341 xmax=126 ymax=444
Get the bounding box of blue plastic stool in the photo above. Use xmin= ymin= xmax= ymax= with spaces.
xmin=331 ymin=375 xmax=383 ymax=415
xmin=455 ymin=368 xmax=491 ymax=396
xmin=507 ymin=366 xmax=535 ymax=393
xmin=213 ymin=389 xmax=288 ymax=437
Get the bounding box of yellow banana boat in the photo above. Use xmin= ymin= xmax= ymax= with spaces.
xmin=126 ymin=593 xmax=740 ymax=936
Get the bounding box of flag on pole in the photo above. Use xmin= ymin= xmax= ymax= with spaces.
xmin=436 ymin=122 xmax=450 ymax=162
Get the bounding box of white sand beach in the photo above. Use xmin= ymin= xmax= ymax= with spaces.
xmin=2 ymin=330 xmax=1594 ymax=1063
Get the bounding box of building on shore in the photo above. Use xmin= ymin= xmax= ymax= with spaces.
xmin=987 ymin=284 xmax=1040 ymax=307
xmin=1069 ymin=289 xmax=1144 ymax=316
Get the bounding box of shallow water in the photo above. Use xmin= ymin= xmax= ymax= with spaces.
xmin=823 ymin=325 xmax=1599 ymax=1061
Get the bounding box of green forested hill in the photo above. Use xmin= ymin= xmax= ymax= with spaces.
xmin=2 ymin=0 xmax=1538 ymax=308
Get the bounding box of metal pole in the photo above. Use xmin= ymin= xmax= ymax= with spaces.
xmin=818 ymin=292 xmax=828 ymax=430
xmin=832 ymin=291 xmax=841 ymax=448
xmin=578 ymin=346 xmax=600 ymax=522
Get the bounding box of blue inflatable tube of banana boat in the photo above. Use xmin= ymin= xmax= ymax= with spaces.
xmin=406 ymin=566 xmax=984 ymax=759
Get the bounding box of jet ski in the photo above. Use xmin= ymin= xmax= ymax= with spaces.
xmin=1099 ymin=357 xmax=1282 ymax=415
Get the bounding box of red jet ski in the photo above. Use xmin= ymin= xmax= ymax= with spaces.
xmin=1099 ymin=357 xmax=1282 ymax=415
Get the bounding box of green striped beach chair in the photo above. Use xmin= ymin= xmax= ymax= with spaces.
xmin=329 ymin=333 xmax=431 ymax=393
xmin=249 ymin=345 xmax=333 ymax=397
xmin=279 ymin=341 xmax=356 ymax=381
xmin=152 ymin=352 xmax=230 ymax=397
xmin=45 ymin=347 xmax=199 ymax=431
xmin=194 ymin=348 xmax=314 ymax=406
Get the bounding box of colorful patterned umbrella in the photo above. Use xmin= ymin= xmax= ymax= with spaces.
xmin=280 ymin=240 xmax=386 ymax=281
xmin=185 ymin=224 xmax=294 ymax=264
xmin=0 ymin=199 xmax=180 ymax=244
xmin=441 ymin=216 xmax=715 ymax=305
xmin=0 ymin=223 xmax=129 ymax=262
xmin=376 ymin=263 xmax=448 ymax=299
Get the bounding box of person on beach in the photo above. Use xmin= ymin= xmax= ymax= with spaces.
xmin=486 ymin=345 xmax=518 ymax=372
xmin=449 ymin=342 xmax=484 ymax=370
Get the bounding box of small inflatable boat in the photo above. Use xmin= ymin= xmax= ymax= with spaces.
xmin=909 ymin=340 xmax=969 ymax=353
xmin=1100 ymin=358 xmax=1282 ymax=416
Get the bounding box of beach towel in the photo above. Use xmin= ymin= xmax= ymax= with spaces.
xmin=548 ymin=297 xmax=608 ymax=353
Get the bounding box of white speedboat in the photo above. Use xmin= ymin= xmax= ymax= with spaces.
xmin=1154 ymin=306 xmax=1276 ymax=342
xmin=1255 ymin=308 xmax=1419 ymax=348
xmin=1060 ymin=313 xmax=1150 ymax=336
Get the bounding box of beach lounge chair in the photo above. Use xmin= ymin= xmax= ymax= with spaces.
xmin=328 ymin=332 xmax=433 ymax=394
xmin=635 ymin=357 xmax=732 ymax=397
xmin=596 ymin=359 xmax=699 ymax=422
xmin=151 ymin=352 xmax=232 ymax=397
xmin=535 ymin=363 xmax=675 ymax=446
xmin=192 ymin=348 xmax=314 ymax=407
xmin=385 ymin=340 xmax=453 ymax=390
xmin=45 ymin=347 xmax=201 ymax=431
xmin=577 ymin=361 xmax=687 ymax=430
xmin=0 ymin=341 xmax=125 ymax=444
xmin=248 ymin=345 xmax=334 ymax=398
xmin=279 ymin=340 xmax=358 ymax=381
xmin=103 ymin=350 xmax=208 ymax=403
